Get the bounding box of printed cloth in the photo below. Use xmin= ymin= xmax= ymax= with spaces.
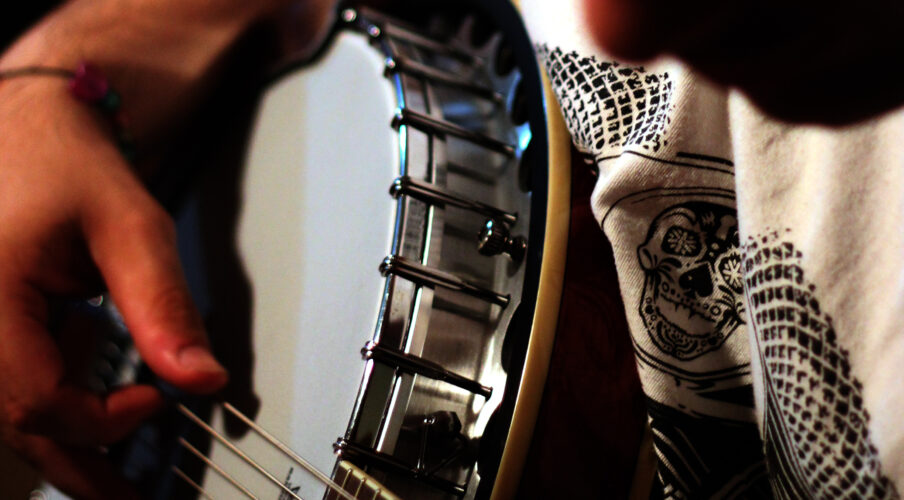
xmin=520 ymin=1 xmax=904 ymax=498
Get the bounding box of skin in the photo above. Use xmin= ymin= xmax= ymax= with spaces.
xmin=0 ymin=0 xmax=900 ymax=497
xmin=583 ymin=0 xmax=904 ymax=125
xmin=0 ymin=0 xmax=333 ymax=497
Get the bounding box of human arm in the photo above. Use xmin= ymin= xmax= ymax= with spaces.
xmin=0 ymin=0 xmax=332 ymax=497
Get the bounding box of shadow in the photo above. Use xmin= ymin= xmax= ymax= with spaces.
xmin=164 ymin=69 xmax=265 ymax=439
xmin=136 ymin=28 xmax=285 ymax=499
xmin=515 ymin=149 xmax=646 ymax=499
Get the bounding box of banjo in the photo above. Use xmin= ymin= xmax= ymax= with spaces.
xmin=27 ymin=0 xmax=645 ymax=498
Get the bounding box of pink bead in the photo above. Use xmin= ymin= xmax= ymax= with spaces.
xmin=68 ymin=62 xmax=109 ymax=102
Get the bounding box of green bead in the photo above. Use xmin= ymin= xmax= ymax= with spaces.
xmin=99 ymin=90 xmax=121 ymax=111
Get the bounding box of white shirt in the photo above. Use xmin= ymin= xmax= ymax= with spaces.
xmin=521 ymin=0 xmax=904 ymax=497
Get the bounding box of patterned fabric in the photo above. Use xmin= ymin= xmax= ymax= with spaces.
xmin=538 ymin=44 xmax=770 ymax=499
xmin=538 ymin=45 xmax=673 ymax=159
xmin=743 ymin=231 xmax=896 ymax=499
xmin=521 ymin=2 xmax=904 ymax=496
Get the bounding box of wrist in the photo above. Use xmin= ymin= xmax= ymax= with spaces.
xmin=0 ymin=0 xmax=292 ymax=142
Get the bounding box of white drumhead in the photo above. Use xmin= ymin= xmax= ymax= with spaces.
xmin=203 ymin=31 xmax=398 ymax=499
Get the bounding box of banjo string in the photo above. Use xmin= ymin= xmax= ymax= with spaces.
xmin=176 ymin=403 xmax=359 ymax=500
xmin=177 ymin=436 xmax=257 ymax=499
xmin=220 ymin=402 xmax=358 ymax=500
xmin=171 ymin=464 xmax=217 ymax=500
xmin=178 ymin=404 xmax=305 ymax=500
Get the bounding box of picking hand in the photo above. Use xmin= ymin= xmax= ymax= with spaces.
xmin=0 ymin=77 xmax=227 ymax=499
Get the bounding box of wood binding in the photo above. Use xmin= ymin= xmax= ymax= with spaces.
xmin=486 ymin=53 xmax=573 ymax=500
xmin=490 ymin=3 xmax=650 ymax=497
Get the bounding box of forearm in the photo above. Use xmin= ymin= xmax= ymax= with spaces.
xmin=0 ymin=0 xmax=304 ymax=142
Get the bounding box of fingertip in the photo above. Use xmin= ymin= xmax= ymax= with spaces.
xmin=82 ymin=183 xmax=226 ymax=393
xmin=106 ymin=384 xmax=165 ymax=418
xmin=149 ymin=344 xmax=228 ymax=395
xmin=176 ymin=344 xmax=230 ymax=393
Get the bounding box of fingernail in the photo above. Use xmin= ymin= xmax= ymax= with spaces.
xmin=178 ymin=345 xmax=227 ymax=376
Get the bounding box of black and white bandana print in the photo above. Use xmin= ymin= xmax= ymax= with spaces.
xmin=537 ymin=44 xmax=673 ymax=160
xmin=538 ymin=45 xmax=769 ymax=499
xmin=638 ymin=202 xmax=745 ymax=360
xmin=743 ymin=230 xmax=898 ymax=499
xmin=637 ymin=201 xmax=768 ymax=499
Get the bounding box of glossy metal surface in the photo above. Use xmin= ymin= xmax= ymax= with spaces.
xmin=384 ymin=56 xmax=504 ymax=103
xmin=389 ymin=176 xmax=518 ymax=227
xmin=362 ymin=341 xmax=493 ymax=399
xmin=337 ymin=6 xmax=539 ymax=499
xmin=391 ymin=108 xmax=516 ymax=158
xmin=379 ymin=255 xmax=510 ymax=307
xmin=477 ymin=219 xmax=527 ymax=262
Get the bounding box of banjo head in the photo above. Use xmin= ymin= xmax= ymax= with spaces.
xmin=201 ymin=28 xmax=400 ymax=500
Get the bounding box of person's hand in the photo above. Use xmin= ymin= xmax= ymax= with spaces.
xmin=583 ymin=0 xmax=904 ymax=124
xmin=0 ymin=77 xmax=227 ymax=499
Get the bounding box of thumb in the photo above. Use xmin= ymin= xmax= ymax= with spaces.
xmin=82 ymin=172 xmax=227 ymax=393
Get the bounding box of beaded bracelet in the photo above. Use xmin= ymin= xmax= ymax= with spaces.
xmin=0 ymin=62 xmax=135 ymax=161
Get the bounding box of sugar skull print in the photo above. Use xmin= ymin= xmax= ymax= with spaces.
xmin=637 ymin=202 xmax=745 ymax=360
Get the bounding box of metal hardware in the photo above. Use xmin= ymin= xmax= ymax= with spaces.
xmin=392 ymin=108 xmax=515 ymax=157
xmin=415 ymin=412 xmax=467 ymax=476
xmin=477 ymin=219 xmax=527 ymax=263
xmin=384 ymin=56 xmax=503 ymax=103
xmin=379 ymin=254 xmax=510 ymax=307
xmin=446 ymin=161 xmax=498 ymax=185
xmin=389 ymin=176 xmax=517 ymax=227
xmin=362 ymin=341 xmax=492 ymax=398
xmin=334 ymin=438 xmax=468 ymax=497
xmin=344 ymin=8 xmax=481 ymax=65
xmin=421 ymin=411 xmax=462 ymax=437
xmin=382 ymin=23 xmax=477 ymax=63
